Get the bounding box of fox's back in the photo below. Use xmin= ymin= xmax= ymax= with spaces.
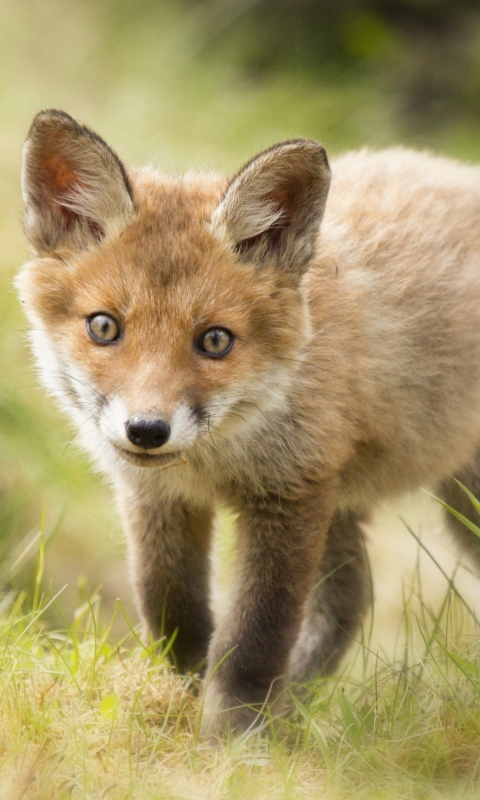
xmin=326 ymin=147 xmax=480 ymax=258
xmin=304 ymin=148 xmax=480 ymax=508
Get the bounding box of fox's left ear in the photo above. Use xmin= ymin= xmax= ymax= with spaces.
xmin=212 ymin=139 xmax=330 ymax=278
xmin=22 ymin=109 xmax=134 ymax=254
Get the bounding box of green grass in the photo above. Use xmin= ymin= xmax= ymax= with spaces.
xmin=1 ymin=547 xmax=479 ymax=799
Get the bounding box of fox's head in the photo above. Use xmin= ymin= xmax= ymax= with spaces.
xmin=16 ymin=110 xmax=330 ymax=473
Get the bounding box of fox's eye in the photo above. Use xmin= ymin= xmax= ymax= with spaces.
xmin=87 ymin=313 xmax=120 ymax=344
xmin=196 ymin=327 xmax=234 ymax=358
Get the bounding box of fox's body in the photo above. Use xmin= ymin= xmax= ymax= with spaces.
xmin=17 ymin=111 xmax=480 ymax=737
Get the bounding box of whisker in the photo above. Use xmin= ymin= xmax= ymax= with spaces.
xmin=52 ymin=414 xmax=97 ymax=469
xmin=237 ymin=401 xmax=270 ymax=420
xmin=273 ymin=355 xmax=341 ymax=378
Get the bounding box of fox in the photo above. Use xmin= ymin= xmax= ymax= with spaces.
xmin=16 ymin=109 xmax=480 ymax=738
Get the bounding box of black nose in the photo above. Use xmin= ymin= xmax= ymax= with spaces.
xmin=126 ymin=417 xmax=171 ymax=449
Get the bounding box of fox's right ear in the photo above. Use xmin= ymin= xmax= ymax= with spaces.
xmin=212 ymin=138 xmax=330 ymax=279
xmin=22 ymin=110 xmax=134 ymax=254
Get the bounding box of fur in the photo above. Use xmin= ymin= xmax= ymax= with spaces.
xmin=17 ymin=110 xmax=480 ymax=738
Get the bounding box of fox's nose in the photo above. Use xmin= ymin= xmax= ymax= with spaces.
xmin=126 ymin=417 xmax=171 ymax=449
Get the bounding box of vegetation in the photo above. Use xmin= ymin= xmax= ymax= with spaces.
xmin=2 ymin=0 xmax=480 ymax=795
xmin=1 ymin=551 xmax=480 ymax=798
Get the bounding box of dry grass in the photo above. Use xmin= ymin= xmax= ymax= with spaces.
xmin=0 ymin=552 xmax=480 ymax=800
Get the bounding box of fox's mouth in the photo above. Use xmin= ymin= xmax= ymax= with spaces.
xmin=115 ymin=447 xmax=182 ymax=468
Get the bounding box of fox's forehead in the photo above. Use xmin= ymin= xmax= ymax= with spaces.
xmin=61 ymin=176 xmax=274 ymax=337
xmin=130 ymin=167 xmax=227 ymax=215
xmin=71 ymin=170 xmax=236 ymax=312
xmin=116 ymin=168 xmax=228 ymax=270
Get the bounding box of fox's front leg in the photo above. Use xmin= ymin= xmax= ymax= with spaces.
xmin=202 ymin=484 xmax=336 ymax=738
xmin=118 ymin=487 xmax=214 ymax=673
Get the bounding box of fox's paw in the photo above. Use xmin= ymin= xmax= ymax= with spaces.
xmin=199 ymin=679 xmax=270 ymax=743
xmin=199 ymin=674 xmax=288 ymax=742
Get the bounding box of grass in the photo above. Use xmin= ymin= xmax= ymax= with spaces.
xmin=1 ymin=540 xmax=480 ymax=799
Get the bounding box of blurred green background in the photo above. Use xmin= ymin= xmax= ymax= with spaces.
xmin=2 ymin=0 xmax=480 ymax=631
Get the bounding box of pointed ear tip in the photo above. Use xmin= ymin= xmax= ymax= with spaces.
xmin=27 ymin=109 xmax=78 ymax=139
xmin=272 ymin=138 xmax=330 ymax=171
xmin=298 ymin=139 xmax=329 ymax=167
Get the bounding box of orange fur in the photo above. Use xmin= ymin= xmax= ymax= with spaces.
xmin=17 ymin=110 xmax=480 ymax=739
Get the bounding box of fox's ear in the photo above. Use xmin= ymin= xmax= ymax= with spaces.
xmin=22 ymin=109 xmax=134 ymax=254
xmin=212 ymin=139 xmax=330 ymax=277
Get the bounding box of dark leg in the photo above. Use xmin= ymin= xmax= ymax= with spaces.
xmin=289 ymin=510 xmax=371 ymax=681
xmin=119 ymin=493 xmax=215 ymax=673
xmin=202 ymin=484 xmax=337 ymax=737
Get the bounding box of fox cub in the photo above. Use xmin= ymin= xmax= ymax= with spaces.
xmin=17 ymin=109 xmax=480 ymax=737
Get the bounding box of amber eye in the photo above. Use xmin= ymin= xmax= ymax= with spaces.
xmin=86 ymin=313 xmax=121 ymax=344
xmin=196 ymin=327 xmax=234 ymax=358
